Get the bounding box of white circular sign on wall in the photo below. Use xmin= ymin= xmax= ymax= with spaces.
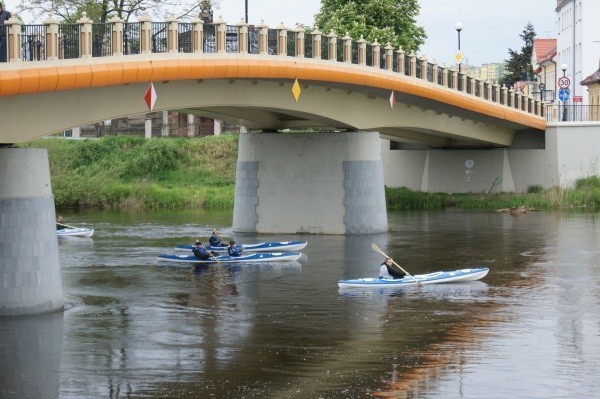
xmin=465 ymin=159 xmax=474 ymax=169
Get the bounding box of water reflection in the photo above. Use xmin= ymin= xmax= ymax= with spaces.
xmin=1 ymin=209 xmax=599 ymax=398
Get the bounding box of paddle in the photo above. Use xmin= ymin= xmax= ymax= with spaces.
xmin=56 ymin=222 xmax=78 ymax=229
xmin=371 ymin=243 xmax=420 ymax=284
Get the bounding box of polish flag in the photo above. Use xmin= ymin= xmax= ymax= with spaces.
xmin=144 ymin=82 xmax=157 ymax=111
xmin=389 ymin=91 xmax=395 ymax=109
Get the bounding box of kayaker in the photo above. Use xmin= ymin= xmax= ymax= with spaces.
xmin=379 ymin=258 xmax=406 ymax=279
xmin=192 ymin=242 xmax=216 ymax=260
xmin=209 ymin=229 xmax=228 ymax=247
xmin=227 ymin=241 xmax=243 ymax=257
xmin=56 ymin=216 xmax=66 ymax=230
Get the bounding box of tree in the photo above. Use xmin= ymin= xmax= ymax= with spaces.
xmin=501 ymin=22 xmax=536 ymax=88
xmin=17 ymin=0 xmax=220 ymax=23
xmin=314 ymin=0 xmax=426 ymax=53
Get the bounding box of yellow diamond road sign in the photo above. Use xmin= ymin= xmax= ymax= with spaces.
xmin=292 ymin=79 xmax=301 ymax=102
xmin=454 ymin=50 xmax=464 ymax=64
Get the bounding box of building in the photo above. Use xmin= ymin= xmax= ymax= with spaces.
xmin=532 ymin=38 xmax=557 ymax=102
xmin=581 ymin=66 xmax=600 ymax=120
xmin=465 ymin=63 xmax=505 ymax=84
xmin=556 ymin=0 xmax=600 ymax=106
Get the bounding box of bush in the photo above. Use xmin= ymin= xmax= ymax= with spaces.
xmin=527 ymin=185 xmax=544 ymax=194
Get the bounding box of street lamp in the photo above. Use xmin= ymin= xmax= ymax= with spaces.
xmin=561 ymin=64 xmax=568 ymax=121
xmin=455 ymin=22 xmax=463 ymax=73
xmin=245 ymin=0 xmax=248 ymax=23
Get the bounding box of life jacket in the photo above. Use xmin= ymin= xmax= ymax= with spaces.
xmin=193 ymin=246 xmax=211 ymax=260
xmin=228 ymin=245 xmax=242 ymax=257
xmin=209 ymin=235 xmax=221 ymax=247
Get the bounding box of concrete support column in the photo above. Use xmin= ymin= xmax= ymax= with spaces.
xmin=213 ymin=119 xmax=222 ymax=135
xmin=144 ymin=115 xmax=152 ymax=138
xmin=161 ymin=110 xmax=169 ymax=136
xmin=187 ymin=114 xmax=195 ymax=136
xmin=0 ymin=148 xmax=63 ymax=316
xmin=233 ymin=132 xmax=388 ymax=234
xmin=72 ymin=126 xmax=81 ymax=138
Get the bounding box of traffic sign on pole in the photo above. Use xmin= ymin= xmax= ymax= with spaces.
xmin=558 ymin=76 xmax=571 ymax=89
xmin=558 ymin=88 xmax=570 ymax=102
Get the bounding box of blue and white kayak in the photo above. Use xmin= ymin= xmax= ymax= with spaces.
xmin=175 ymin=241 xmax=307 ymax=253
xmin=158 ymin=251 xmax=302 ymax=264
xmin=57 ymin=227 xmax=94 ymax=238
xmin=338 ymin=268 xmax=489 ymax=288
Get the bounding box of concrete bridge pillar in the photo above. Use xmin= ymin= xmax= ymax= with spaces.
xmin=0 ymin=148 xmax=63 ymax=316
xmin=233 ymin=132 xmax=388 ymax=235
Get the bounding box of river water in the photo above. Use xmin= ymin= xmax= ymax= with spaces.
xmin=1 ymin=209 xmax=599 ymax=399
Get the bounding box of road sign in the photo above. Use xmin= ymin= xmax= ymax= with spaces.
xmin=454 ymin=50 xmax=464 ymax=64
xmin=558 ymin=88 xmax=570 ymax=102
xmin=573 ymin=96 xmax=583 ymax=103
xmin=558 ymin=76 xmax=571 ymax=89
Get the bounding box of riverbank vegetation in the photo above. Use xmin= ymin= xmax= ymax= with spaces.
xmin=21 ymin=136 xmax=600 ymax=210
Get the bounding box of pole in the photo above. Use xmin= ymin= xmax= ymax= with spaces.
xmin=457 ymin=30 xmax=461 ymax=73
xmin=562 ymin=69 xmax=567 ymax=122
xmin=245 ymin=0 xmax=248 ymax=23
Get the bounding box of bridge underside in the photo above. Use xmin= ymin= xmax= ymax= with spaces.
xmin=1 ymin=78 xmax=540 ymax=147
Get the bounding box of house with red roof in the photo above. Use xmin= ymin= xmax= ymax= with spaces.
xmin=531 ymin=38 xmax=557 ymax=102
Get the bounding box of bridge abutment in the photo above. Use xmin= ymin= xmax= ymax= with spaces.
xmin=0 ymin=148 xmax=63 ymax=316
xmin=233 ymin=132 xmax=388 ymax=234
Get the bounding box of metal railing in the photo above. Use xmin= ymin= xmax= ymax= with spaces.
xmin=0 ymin=16 xmax=546 ymax=119
xmin=546 ymin=105 xmax=600 ymax=122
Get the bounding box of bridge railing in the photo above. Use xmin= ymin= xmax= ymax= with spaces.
xmin=1 ymin=13 xmax=544 ymax=118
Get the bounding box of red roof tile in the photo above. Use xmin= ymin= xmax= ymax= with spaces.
xmin=533 ymin=38 xmax=557 ymax=64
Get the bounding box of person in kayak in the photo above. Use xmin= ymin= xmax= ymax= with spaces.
xmin=56 ymin=216 xmax=67 ymax=230
xmin=227 ymin=241 xmax=243 ymax=257
xmin=209 ymin=229 xmax=228 ymax=247
xmin=193 ymin=242 xmax=217 ymax=260
xmin=379 ymin=257 xmax=406 ymax=279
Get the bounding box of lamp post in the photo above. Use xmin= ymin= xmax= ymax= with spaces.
xmin=561 ymin=63 xmax=568 ymax=121
xmin=455 ymin=22 xmax=463 ymax=74
xmin=245 ymin=0 xmax=248 ymax=23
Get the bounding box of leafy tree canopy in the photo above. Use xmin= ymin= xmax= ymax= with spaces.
xmin=314 ymin=0 xmax=426 ymax=53
xmin=501 ymin=22 xmax=536 ymax=88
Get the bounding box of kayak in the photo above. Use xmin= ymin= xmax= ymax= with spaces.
xmin=157 ymin=251 xmax=302 ymax=264
xmin=175 ymin=241 xmax=308 ymax=253
xmin=338 ymin=268 xmax=489 ymax=288
xmin=57 ymin=227 xmax=94 ymax=238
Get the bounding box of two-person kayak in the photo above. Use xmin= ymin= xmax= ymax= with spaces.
xmin=174 ymin=241 xmax=307 ymax=253
xmin=157 ymin=251 xmax=303 ymax=264
xmin=57 ymin=227 xmax=94 ymax=238
xmin=338 ymin=268 xmax=489 ymax=288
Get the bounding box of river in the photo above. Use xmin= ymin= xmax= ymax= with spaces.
xmin=1 ymin=209 xmax=599 ymax=399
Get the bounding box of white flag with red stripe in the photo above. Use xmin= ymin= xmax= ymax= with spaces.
xmin=144 ymin=82 xmax=157 ymax=111
xmin=389 ymin=91 xmax=396 ymax=109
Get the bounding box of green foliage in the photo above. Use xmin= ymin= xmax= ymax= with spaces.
xmin=575 ymin=176 xmax=600 ymax=190
xmin=315 ymin=0 xmax=426 ymax=53
xmin=501 ymin=22 xmax=536 ymax=87
xmin=527 ymin=184 xmax=544 ymax=194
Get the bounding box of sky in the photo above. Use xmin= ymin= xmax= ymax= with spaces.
xmin=3 ymin=0 xmax=558 ymax=66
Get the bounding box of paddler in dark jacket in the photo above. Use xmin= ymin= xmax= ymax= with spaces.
xmin=227 ymin=241 xmax=243 ymax=257
xmin=192 ymin=242 xmax=214 ymax=260
xmin=208 ymin=229 xmax=228 ymax=247
xmin=379 ymin=257 xmax=406 ymax=279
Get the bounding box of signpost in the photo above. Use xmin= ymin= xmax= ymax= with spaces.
xmin=558 ymin=88 xmax=570 ymax=102
xmin=573 ymin=96 xmax=583 ymax=103
xmin=558 ymin=76 xmax=571 ymax=89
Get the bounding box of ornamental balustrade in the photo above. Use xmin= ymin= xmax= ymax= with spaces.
xmin=1 ymin=13 xmax=544 ymax=117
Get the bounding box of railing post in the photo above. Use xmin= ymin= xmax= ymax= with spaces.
xmin=357 ymin=36 xmax=366 ymax=66
xmin=311 ymin=27 xmax=322 ymax=59
xmin=238 ymin=18 xmax=248 ymax=53
xmin=257 ymin=20 xmax=268 ymax=55
xmin=77 ymin=12 xmax=93 ymax=58
xmin=216 ymin=16 xmax=226 ymax=53
xmin=342 ymin=32 xmax=352 ymax=63
xmin=396 ymin=47 xmax=405 ymax=74
xmin=371 ymin=40 xmax=380 ymax=68
xmin=192 ymin=17 xmax=204 ymax=53
xmin=5 ymin=17 xmax=21 ymax=62
xmin=295 ymin=26 xmax=305 ymax=58
xmin=43 ymin=14 xmax=59 ymax=61
xmin=108 ymin=15 xmax=123 ymax=56
xmin=451 ymin=68 xmax=458 ymax=89
xmin=501 ymin=85 xmax=508 ymax=105
xmin=327 ymin=30 xmax=337 ymax=61
xmin=384 ymin=42 xmax=393 ymax=71
xmin=514 ymin=90 xmax=521 ymax=109
xmin=484 ymin=80 xmax=491 ymax=100
xmin=277 ymin=22 xmax=287 ymax=55
xmin=431 ymin=59 xmax=438 ymax=84
xmin=441 ymin=64 xmax=448 ymax=87
xmin=493 ymin=83 xmax=500 ymax=104
xmin=477 ymin=79 xmax=484 ymax=98
xmin=166 ymin=14 xmax=178 ymax=53
xmin=536 ymin=99 xmax=542 ymax=116
xmin=459 ymin=71 xmax=467 ymax=92
xmin=419 ymin=55 xmax=427 ymax=79
xmin=138 ymin=13 xmax=152 ymax=54
xmin=470 ymin=76 xmax=477 ymax=95
xmin=409 ymin=52 xmax=417 ymax=77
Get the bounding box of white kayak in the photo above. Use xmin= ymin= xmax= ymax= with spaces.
xmin=175 ymin=241 xmax=307 ymax=253
xmin=57 ymin=227 xmax=94 ymax=238
xmin=338 ymin=268 xmax=489 ymax=288
xmin=157 ymin=251 xmax=302 ymax=264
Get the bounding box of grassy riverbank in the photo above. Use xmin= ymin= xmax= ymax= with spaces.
xmin=21 ymin=135 xmax=600 ymax=210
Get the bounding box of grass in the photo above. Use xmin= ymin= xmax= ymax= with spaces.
xmin=19 ymin=135 xmax=600 ymax=211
